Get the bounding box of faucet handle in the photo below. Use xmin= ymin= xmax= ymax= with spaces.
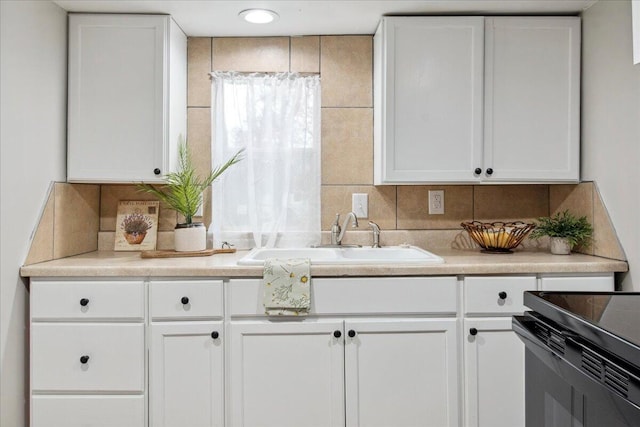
xmin=368 ymin=221 xmax=381 ymax=248
xmin=332 ymin=213 xmax=340 ymax=226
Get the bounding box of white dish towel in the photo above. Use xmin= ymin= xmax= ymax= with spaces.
xmin=262 ymin=258 xmax=311 ymax=316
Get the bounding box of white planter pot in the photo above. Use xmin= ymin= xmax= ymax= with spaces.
xmin=550 ymin=237 xmax=572 ymax=255
xmin=174 ymin=223 xmax=206 ymax=252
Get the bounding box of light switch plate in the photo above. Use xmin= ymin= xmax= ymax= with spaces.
xmin=428 ymin=190 xmax=444 ymax=215
xmin=352 ymin=193 xmax=368 ymax=218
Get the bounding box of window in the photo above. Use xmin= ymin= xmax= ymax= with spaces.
xmin=210 ymin=72 xmax=321 ymax=249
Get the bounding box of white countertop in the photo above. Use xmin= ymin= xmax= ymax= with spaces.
xmin=20 ymin=248 xmax=628 ymax=278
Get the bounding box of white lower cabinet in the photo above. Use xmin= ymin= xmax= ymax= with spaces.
xmin=228 ymin=318 xmax=459 ymax=427
xmin=150 ymin=322 xmax=224 ymax=427
xmin=149 ymin=280 xmax=225 ymax=427
xmin=463 ymin=317 xmax=525 ymax=427
xmin=228 ymin=320 xmax=346 ymax=427
xmin=344 ymin=319 xmax=459 ymax=427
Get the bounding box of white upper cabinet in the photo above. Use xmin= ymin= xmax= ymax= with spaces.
xmin=67 ymin=14 xmax=186 ymax=183
xmin=374 ymin=16 xmax=581 ymax=184
xmin=374 ymin=17 xmax=485 ymax=184
xmin=484 ymin=17 xmax=581 ymax=182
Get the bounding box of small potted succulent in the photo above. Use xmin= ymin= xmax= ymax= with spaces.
xmin=530 ymin=210 xmax=594 ymax=255
xmin=138 ymin=142 xmax=243 ymax=252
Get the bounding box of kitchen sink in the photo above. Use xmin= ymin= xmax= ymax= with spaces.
xmin=237 ymin=246 xmax=444 ymax=265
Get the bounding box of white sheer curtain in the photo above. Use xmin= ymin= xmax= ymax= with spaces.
xmin=210 ymin=72 xmax=321 ymax=249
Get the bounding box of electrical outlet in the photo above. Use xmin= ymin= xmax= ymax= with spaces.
xmin=352 ymin=193 xmax=368 ymax=218
xmin=428 ymin=190 xmax=444 ymax=215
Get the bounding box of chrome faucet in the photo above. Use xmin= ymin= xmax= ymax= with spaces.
xmin=331 ymin=212 xmax=359 ymax=245
xmin=368 ymin=221 xmax=381 ymax=248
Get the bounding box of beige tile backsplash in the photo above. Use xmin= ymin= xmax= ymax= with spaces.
xmin=24 ymin=36 xmax=626 ymax=262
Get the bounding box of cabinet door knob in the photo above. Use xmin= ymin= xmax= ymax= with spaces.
xmin=348 ymin=330 xmax=356 ymax=338
xmin=469 ymin=328 xmax=478 ymax=336
xmin=333 ymin=330 xmax=342 ymax=338
xmin=79 ymin=298 xmax=89 ymax=307
xmin=498 ymin=291 xmax=507 ymax=300
xmin=153 ymin=168 xmax=161 ymax=175
xmin=486 ymin=168 xmax=494 ymax=176
xmin=80 ymin=355 xmax=90 ymax=364
xmin=211 ymin=331 xmax=219 ymax=339
xmin=474 ymin=168 xmax=482 ymax=175
xmin=181 ymin=296 xmax=189 ymax=305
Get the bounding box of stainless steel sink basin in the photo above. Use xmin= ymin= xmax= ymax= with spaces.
xmin=237 ymin=246 xmax=444 ymax=265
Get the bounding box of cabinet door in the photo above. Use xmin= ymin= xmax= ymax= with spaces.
xmin=228 ymin=320 xmax=345 ymax=427
xmin=68 ymin=14 xmax=171 ymax=183
xmin=484 ymin=17 xmax=581 ymax=182
xmin=150 ymin=322 xmax=224 ymax=427
xmin=464 ymin=318 xmax=525 ymax=427
xmin=345 ymin=319 xmax=459 ymax=427
xmin=374 ymin=17 xmax=484 ymax=183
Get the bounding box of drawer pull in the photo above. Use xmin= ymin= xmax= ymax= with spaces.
xmin=498 ymin=291 xmax=507 ymax=300
xmin=79 ymin=355 xmax=90 ymax=364
xmin=181 ymin=296 xmax=190 ymax=305
xmin=79 ymin=298 xmax=89 ymax=307
xmin=333 ymin=330 xmax=342 ymax=338
xmin=211 ymin=331 xmax=219 ymax=339
xmin=469 ymin=328 xmax=478 ymax=336
xmin=348 ymin=330 xmax=356 ymax=338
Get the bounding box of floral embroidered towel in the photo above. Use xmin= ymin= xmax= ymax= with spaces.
xmin=263 ymin=258 xmax=311 ymax=316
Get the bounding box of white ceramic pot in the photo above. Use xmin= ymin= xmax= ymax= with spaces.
xmin=550 ymin=237 xmax=572 ymax=255
xmin=174 ymin=223 xmax=206 ymax=252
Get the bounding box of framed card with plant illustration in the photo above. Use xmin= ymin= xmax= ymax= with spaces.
xmin=114 ymin=201 xmax=159 ymax=251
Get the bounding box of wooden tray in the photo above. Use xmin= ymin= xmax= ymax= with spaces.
xmin=140 ymin=248 xmax=236 ymax=259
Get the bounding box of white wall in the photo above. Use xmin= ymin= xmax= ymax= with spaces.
xmin=582 ymin=0 xmax=640 ymax=290
xmin=0 ymin=1 xmax=67 ymax=425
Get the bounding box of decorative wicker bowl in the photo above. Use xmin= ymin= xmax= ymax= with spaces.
xmin=461 ymin=221 xmax=535 ymax=253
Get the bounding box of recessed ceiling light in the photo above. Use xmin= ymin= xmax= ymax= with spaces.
xmin=239 ymin=9 xmax=279 ymax=24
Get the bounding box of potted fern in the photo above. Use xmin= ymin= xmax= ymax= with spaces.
xmin=138 ymin=143 xmax=243 ymax=252
xmin=530 ymin=210 xmax=593 ymax=255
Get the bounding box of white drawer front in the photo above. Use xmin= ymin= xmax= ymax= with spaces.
xmin=150 ymin=280 xmax=223 ymax=320
xmin=229 ymin=276 xmax=458 ymax=316
xmin=32 ymin=395 xmax=145 ymax=427
xmin=31 ymin=280 xmax=144 ymax=321
xmin=539 ymin=274 xmax=614 ymax=292
xmin=464 ymin=276 xmax=536 ymax=315
xmin=31 ymin=323 xmax=144 ymax=392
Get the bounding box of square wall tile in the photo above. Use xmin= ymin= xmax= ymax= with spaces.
xmin=188 ymin=37 xmax=212 ymax=107
xmin=101 ymin=185 xmax=177 ymax=232
xmin=187 ymin=108 xmax=212 ymax=179
xmin=474 ymin=185 xmax=549 ymax=223
xmin=321 ymin=108 xmax=373 ymax=185
xmin=320 ymin=36 xmax=372 ymax=107
xmin=25 ymin=187 xmax=55 ymax=265
xmin=397 ymin=186 xmax=473 ymax=230
xmin=592 ymin=185 xmax=626 ymax=260
xmin=322 ymin=185 xmax=396 ymax=231
xmin=291 ymin=36 xmax=320 ymax=73
xmin=549 ymin=182 xmax=594 ymax=220
xmin=550 ymin=182 xmax=594 ymax=254
xmin=212 ymin=37 xmax=289 ymax=72
xmin=53 ymin=183 xmax=100 ymax=258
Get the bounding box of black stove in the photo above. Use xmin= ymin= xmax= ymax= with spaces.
xmin=513 ymin=291 xmax=640 ymax=427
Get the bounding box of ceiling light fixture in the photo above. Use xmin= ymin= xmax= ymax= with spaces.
xmin=239 ymin=9 xmax=279 ymax=24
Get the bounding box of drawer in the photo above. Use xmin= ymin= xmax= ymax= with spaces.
xmin=228 ymin=276 xmax=458 ymax=316
xmin=464 ymin=276 xmax=536 ymax=315
xmin=539 ymin=273 xmax=614 ymax=292
xmin=150 ymin=280 xmax=223 ymax=320
xmin=31 ymin=323 xmax=144 ymax=392
xmin=32 ymin=395 xmax=145 ymax=427
xmin=31 ymin=279 xmax=144 ymax=321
